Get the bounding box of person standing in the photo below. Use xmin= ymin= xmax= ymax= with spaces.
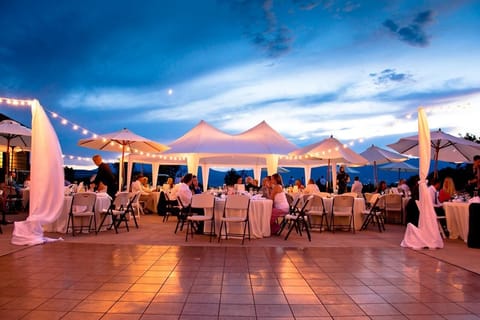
xmin=467 ymin=155 xmax=480 ymax=195
xmin=336 ymin=166 xmax=350 ymax=194
xmin=92 ymin=154 xmax=117 ymax=200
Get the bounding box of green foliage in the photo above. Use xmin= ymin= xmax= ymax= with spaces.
xmin=463 ymin=132 xmax=480 ymax=143
xmin=224 ymin=168 xmax=240 ymax=186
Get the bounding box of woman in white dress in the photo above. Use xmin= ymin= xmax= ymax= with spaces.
xmin=269 ymin=173 xmax=290 ymax=234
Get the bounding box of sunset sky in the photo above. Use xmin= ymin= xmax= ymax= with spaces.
xmin=1 ymin=0 xmax=479 ymax=168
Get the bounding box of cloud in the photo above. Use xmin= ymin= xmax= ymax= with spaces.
xmin=370 ymin=69 xmax=413 ymax=85
xmin=383 ymin=10 xmax=434 ymax=47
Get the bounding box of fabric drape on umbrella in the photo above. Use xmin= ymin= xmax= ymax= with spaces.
xmin=360 ymin=144 xmax=407 ymax=186
xmin=78 ymin=128 xmax=169 ymax=192
xmin=401 ymin=107 xmax=443 ymax=249
xmin=0 ymin=120 xmax=31 ymax=182
xmin=388 ymin=129 xmax=480 ymax=179
xmin=289 ymin=136 xmax=368 ymax=191
xmin=11 ymin=100 xmax=64 ymax=245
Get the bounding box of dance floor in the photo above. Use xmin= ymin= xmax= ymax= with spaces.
xmin=0 ymin=212 xmax=479 ymax=319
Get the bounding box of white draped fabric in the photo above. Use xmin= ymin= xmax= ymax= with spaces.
xmin=401 ymin=107 xmax=443 ymax=249
xmin=11 ymin=100 xmax=65 ymax=245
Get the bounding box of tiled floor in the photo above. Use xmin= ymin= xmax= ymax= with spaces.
xmin=1 ymin=242 xmax=480 ymax=319
xmin=1 ymin=212 xmax=480 ymax=319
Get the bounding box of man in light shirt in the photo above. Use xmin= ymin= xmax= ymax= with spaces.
xmin=428 ymin=178 xmax=449 ymax=237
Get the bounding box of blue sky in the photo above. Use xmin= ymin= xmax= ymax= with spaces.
xmin=1 ymin=0 xmax=479 ymax=168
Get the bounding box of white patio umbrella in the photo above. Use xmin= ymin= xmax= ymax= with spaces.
xmin=388 ymin=129 xmax=480 ymax=179
xmin=380 ymin=161 xmax=418 ymax=181
xmin=360 ymin=144 xmax=408 ymax=186
xmin=401 ymin=107 xmax=443 ymax=249
xmin=289 ymin=135 xmax=368 ymax=191
xmin=78 ymin=128 xmax=169 ymax=191
xmin=0 ymin=120 xmax=32 ymax=182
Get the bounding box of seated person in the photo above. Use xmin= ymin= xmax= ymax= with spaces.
xmin=245 ymin=176 xmax=258 ymax=192
xmin=304 ymin=178 xmax=320 ymax=194
xmin=294 ymin=179 xmax=305 ymax=191
xmin=131 ymin=174 xmax=154 ymax=213
xmin=375 ymin=181 xmax=388 ymax=195
xmin=190 ymin=175 xmax=203 ymax=194
xmin=439 ymin=176 xmax=456 ymax=203
xmin=398 ymin=179 xmax=410 ymax=196
xmin=350 ymin=176 xmax=363 ymax=196
xmin=428 ymin=178 xmax=449 ymax=237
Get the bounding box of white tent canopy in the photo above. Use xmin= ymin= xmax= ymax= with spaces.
xmin=125 ymin=120 xmax=337 ymax=189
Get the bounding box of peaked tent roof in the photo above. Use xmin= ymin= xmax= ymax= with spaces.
xmin=236 ymin=121 xmax=299 ymax=154
xmin=164 ymin=120 xmax=299 ymax=155
xmin=163 ymin=120 xmax=234 ymax=154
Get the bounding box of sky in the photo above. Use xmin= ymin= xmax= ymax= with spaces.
xmin=1 ymin=0 xmax=479 ymax=169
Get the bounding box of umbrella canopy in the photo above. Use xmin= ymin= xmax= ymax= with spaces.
xmin=289 ymin=135 xmax=368 ymax=190
xmin=388 ymin=129 xmax=480 ymax=178
xmin=0 ymin=120 xmax=32 ymax=182
xmin=78 ymin=128 xmax=169 ymax=191
xmin=380 ymin=161 xmax=418 ymax=181
xmin=360 ymin=144 xmax=408 ymax=185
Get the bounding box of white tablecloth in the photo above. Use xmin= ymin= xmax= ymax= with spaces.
xmin=443 ymin=201 xmax=470 ymax=242
xmin=204 ymin=198 xmax=273 ymax=238
xmin=322 ymin=197 xmax=366 ymax=230
xmin=43 ymin=194 xmax=112 ymax=233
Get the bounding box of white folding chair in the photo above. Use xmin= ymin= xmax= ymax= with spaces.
xmin=98 ymin=191 xmax=130 ymax=233
xmin=185 ymin=193 xmax=216 ymax=242
xmin=331 ymin=195 xmax=355 ymax=233
xmin=218 ymin=194 xmax=250 ymax=244
xmin=66 ymin=192 xmax=97 ymax=236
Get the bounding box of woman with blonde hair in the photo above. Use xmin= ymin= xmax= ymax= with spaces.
xmin=439 ymin=176 xmax=456 ymax=203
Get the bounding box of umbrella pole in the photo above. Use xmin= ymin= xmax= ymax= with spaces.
xmin=373 ymin=161 xmax=377 ymax=187
xmin=4 ymin=138 xmax=10 ymax=183
xmin=434 ymin=148 xmax=439 ymax=180
xmin=119 ymin=146 xmax=125 ymax=192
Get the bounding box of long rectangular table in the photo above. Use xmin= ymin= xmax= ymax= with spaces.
xmin=204 ymin=198 xmax=273 ymax=239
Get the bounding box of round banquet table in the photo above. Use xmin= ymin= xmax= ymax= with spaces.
xmin=43 ymin=193 xmax=112 ymax=233
xmin=321 ymin=196 xmax=366 ymax=230
xmin=203 ymin=197 xmax=273 ymax=239
xmin=443 ymin=201 xmax=470 ymax=242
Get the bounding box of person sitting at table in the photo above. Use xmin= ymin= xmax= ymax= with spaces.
xmin=304 ymin=178 xmax=320 ymax=194
xmin=245 ymin=176 xmax=258 ymax=192
xmin=269 ymin=173 xmax=290 ymax=235
xmin=439 ymin=176 xmax=456 ymax=203
xmin=398 ymin=179 xmax=410 ymax=196
xmin=428 ymin=177 xmax=449 ymax=237
xmin=294 ymin=179 xmax=305 ymax=191
xmin=131 ymin=174 xmax=154 ymax=214
xmin=260 ymin=176 xmax=272 ymax=198
xmin=375 ymin=180 xmax=388 ymax=195
xmin=350 ymin=176 xmax=363 ymax=196
xmin=190 ymin=175 xmax=203 ymax=194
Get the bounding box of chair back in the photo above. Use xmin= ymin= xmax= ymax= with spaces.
xmin=190 ymin=193 xmax=215 ymax=216
xmin=384 ymin=193 xmax=403 ymax=211
xmin=113 ymin=192 xmax=130 ymax=210
xmin=300 ymin=195 xmax=314 ymax=214
xmin=224 ymin=194 xmax=250 ymax=220
xmin=71 ymin=192 xmax=97 ymax=213
xmin=332 ymin=195 xmax=354 ymax=212
xmin=308 ymin=194 xmax=325 ymax=213
xmin=367 ymin=193 xmax=380 ymax=208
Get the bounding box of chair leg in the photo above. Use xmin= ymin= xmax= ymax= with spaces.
xmin=303 ymin=218 xmax=311 ymax=241
xmin=285 ymin=219 xmax=296 ymax=240
xmin=218 ymin=221 xmax=224 ymax=243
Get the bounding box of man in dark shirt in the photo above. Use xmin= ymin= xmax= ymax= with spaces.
xmin=92 ymin=154 xmax=117 ymax=200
